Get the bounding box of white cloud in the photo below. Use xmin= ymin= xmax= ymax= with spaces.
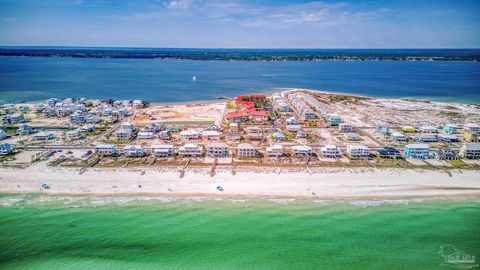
xmin=165 ymin=0 xmax=193 ymax=10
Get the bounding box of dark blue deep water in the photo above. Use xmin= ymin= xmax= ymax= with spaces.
xmin=0 ymin=56 xmax=479 ymax=103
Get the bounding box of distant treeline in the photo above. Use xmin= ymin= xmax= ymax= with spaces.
xmin=0 ymin=47 xmax=479 ymax=61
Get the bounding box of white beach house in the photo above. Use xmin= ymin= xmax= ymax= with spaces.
xmin=266 ymin=145 xmax=284 ymax=157
xmin=206 ymin=142 xmax=230 ymax=158
xmin=320 ymin=144 xmax=341 ymax=158
xmin=459 ymin=143 xmax=480 ymax=159
xmin=346 ymin=144 xmax=370 ymax=159
xmin=151 ymin=144 xmax=174 ymax=157
xmin=137 ymin=131 xmax=155 ymax=140
xmin=180 ymin=130 xmax=200 ymax=141
xmin=338 ymin=123 xmax=354 ymax=133
xmin=237 ymin=143 xmax=256 ymax=158
xmin=95 ymin=144 xmax=117 ymax=156
xmin=202 ymin=130 xmax=221 ymax=141
xmin=178 ymin=143 xmax=203 ymax=157
xmin=123 ymin=145 xmax=146 ymax=157
xmin=115 ymin=128 xmax=132 ymax=141
xmin=292 ymin=145 xmax=313 ymax=156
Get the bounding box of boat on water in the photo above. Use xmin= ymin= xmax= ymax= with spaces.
xmin=192 ymin=75 xmax=196 ymax=81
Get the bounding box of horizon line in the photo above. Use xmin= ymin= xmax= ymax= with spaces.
xmin=1 ymin=45 xmax=479 ymax=50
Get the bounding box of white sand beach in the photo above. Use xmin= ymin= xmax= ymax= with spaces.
xmin=1 ymin=164 xmax=479 ymax=199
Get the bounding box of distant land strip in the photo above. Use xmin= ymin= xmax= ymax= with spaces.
xmin=0 ymin=48 xmax=479 ymax=61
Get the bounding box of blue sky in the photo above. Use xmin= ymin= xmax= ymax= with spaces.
xmin=0 ymin=0 xmax=479 ymax=48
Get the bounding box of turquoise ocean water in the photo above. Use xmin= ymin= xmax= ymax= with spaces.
xmin=0 ymin=57 xmax=479 ymax=103
xmin=0 ymin=195 xmax=479 ymax=270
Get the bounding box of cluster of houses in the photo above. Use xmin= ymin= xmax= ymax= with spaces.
xmin=225 ymin=95 xmax=270 ymax=123
xmin=378 ymin=123 xmax=480 ymax=144
xmin=283 ymin=92 xmax=317 ymax=120
xmin=298 ymin=92 xmax=343 ymax=126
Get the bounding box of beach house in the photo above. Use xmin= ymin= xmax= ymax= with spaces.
xmin=401 ymin=126 xmax=416 ymax=133
xmin=115 ymin=128 xmax=132 ymax=141
xmin=272 ymin=131 xmax=286 ymax=141
xmin=416 ymin=134 xmax=437 ymax=142
xmin=344 ymin=132 xmax=360 ymax=141
xmin=346 ymin=145 xmax=370 ymax=159
xmin=443 ymin=124 xmax=459 ymax=134
xmin=438 ymin=134 xmax=460 ymax=142
xmin=180 ymin=130 xmax=200 ymax=141
xmin=178 ymin=143 xmax=203 ymax=157
xmin=226 ymin=112 xmax=246 ymax=123
xmin=246 ymin=126 xmax=262 ymax=140
xmin=66 ymin=130 xmax=81 ymax=140
xmin=459 ymin=143 xmax=480 ymax=159
xmin=0 ymin=130 xmax=8 ymax=140
xmin=225 ymin=133 xmax=243 ymax=141
xmin=121 ymin=122 xmax=135 ymax=131
xmin=327 ymin=114 xmax=342 ymax=126
xmin=320 ymin=144 xmax=341 ymax=158
xmin=80 ymin=124 xmax=95 ymax=133
xmin=266 ymin=145 xmax=284 ymax=157
xmin=338 ymin=123 xmax=354 ymax=133
xmin=229 ymin=123 xmax=238 ymax=132
xmin=292 ymin=145 xmax=313 ymax=156
xmin=403 ymin=144 xmax=430 ymax=159
xmin=137 ymin=131 xmax=155 ymax=140
xmin=0 ymin=143 xmax=14 ymax=156
xmin=389 ymin=132 xmax=407 ymax=142
xmin=95 ymin=144 xmax=117 ymax=156
xmin=33 ymin=131 xmax=54 ymax=141
xmin=286 ymin=124 xmax=302 ymax=132
xmin=249 ymin=110 xmax=269 ymax=122
xmin=277 ymin=102 xmax=290 ymax=112
xmin=419 ymin=125 xmax=438 ymax=134
xmin=206 ymin=142 xmax=230 ymax=158
xmin=286 ymin=117 xmax=298 ymax=125
xmin=2 ymin=113 xmax=25 ymax=124
xmin=377 ymin=123 xmax=390 ymax=135
xmin=438 ymin=149 xmax=459 ymax=160
xmin=158 ymin=130 xmax=172 ymax=140
xmin=464 ymin=132 xmax=479 ymax=142
xmin=465 ymin=123 xmax=480 ymax=135
xmin=123 ymin=145 xmax=146 ymax=157
xmin=237 ymin=143 xmax=257 ymax=158
xmin=202 ymin=130 xmax=221 ymax=141
xmin=151 ymin=144 xmax=174 ymax=157
xmin=69 ymin=112 xmax=87 ymax=124
xmin=377 ymin=147 xmax=401 ymax=159
xmin=296 ymin=130 xmax=307 ymax=139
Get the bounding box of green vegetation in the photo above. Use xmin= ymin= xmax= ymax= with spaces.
xmin=327 ymin=95 xmax=367 ymax=103
xmin=85 ymin=131 xmax=103 ymax=137
xmin=450 ymin=160 xmax=470 ymax=168
xmin=226 ymin=100 xmax=234 ymax=110
xmin=102 ymin=139 xmax=129 ymax=145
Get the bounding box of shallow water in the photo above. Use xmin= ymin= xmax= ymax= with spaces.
xmin=0 ymin=194 xmax=478 ymax=269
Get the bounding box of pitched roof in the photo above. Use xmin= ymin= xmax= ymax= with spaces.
xmin=226 ymin=112 xmax=245 ymax=118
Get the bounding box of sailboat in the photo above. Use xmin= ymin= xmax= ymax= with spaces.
xmin=192 ymin=75 xmax=196 ymax=81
